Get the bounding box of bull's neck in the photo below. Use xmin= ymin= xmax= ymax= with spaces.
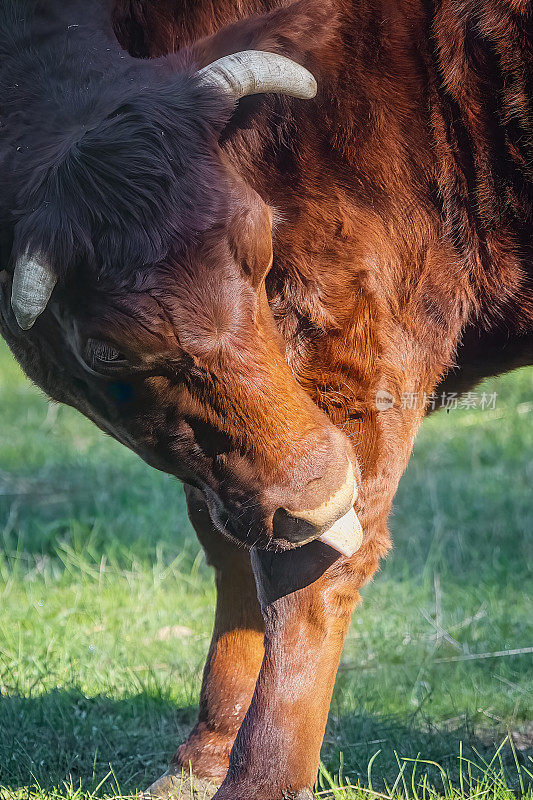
xmin=230 ymin=0 xmax=437 ymax=285
xmin=222 ymin=1 xmax=467 ymax=444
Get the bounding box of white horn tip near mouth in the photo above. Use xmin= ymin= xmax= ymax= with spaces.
xmin=198 ymin=50 xmax=318 ymax=101
xmin=11 ymin=251 xmax=57 ymax=330
xmin=292 ymin=459 xmax=363 ymax=557
xmin=319 ymin=506 xmax=363 ymax=558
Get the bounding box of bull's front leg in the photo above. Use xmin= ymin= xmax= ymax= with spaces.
xmin=212 ymin=541 xmax=375 ymax=800
xmin=145 ymin=487 xmax=265 ymax=799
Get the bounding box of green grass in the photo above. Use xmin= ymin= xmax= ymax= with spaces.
xmin=0 ymin=338 xmax=531 ymax=799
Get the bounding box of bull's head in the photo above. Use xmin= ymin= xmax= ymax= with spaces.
xmin=0 ymin=3 xmax=359 ymax=552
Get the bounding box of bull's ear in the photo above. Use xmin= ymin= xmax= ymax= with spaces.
xmin=228 ymin=188 xmax=273 ymax=290
xmin=188 ymin=0 xmax=339 ymax=90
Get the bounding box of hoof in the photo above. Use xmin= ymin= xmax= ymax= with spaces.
xmin=143 ymin=768 xmax=218 ymax=799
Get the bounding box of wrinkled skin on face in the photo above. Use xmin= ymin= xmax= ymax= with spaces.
xmin=0 ymin=180 xmax=357 ymax=551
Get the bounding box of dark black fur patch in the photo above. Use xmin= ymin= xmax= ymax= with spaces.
xmin=0 ymin=2 xmax=233 ymax=281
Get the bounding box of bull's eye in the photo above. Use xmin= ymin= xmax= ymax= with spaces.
xmin=85 ymin=338 xmax=128 ymax=369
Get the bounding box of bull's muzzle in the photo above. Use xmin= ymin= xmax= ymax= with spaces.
xmin=273 ymin=460 xmax=363 ymax=556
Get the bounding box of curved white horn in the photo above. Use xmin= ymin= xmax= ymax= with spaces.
xmin=11 ymin=251 xmax=57 ymax=330
xmin=199 ymin=50 xmax=317 ymax=101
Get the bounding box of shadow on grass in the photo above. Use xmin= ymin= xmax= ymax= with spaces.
xmin=0 ymin=689 xmax=531 ymax=795
xmin=323 ymin=709 xmax=533 ymax=792
xmin=0 ymin=687 xmax=193 ymax=794
xmin=0 ymin=460 xmax=194 ymax=567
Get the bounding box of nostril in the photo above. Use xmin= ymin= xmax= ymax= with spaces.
xmin=272 ymin=508 xmax=320 ymax=545
xmin=269 ymin=455 xmax=357 ymax=546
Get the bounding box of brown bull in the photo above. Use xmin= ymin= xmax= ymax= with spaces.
xmin=0 ymin=0 xmax=531 ymax=797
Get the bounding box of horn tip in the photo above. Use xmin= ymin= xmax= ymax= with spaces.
xmin=11 ymin=251 xmax=57 ymax=330
xmin=11 ymin=300 xmax=37 ymax=330
xmin=306 ymin=77 xmax=318 ymax=99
